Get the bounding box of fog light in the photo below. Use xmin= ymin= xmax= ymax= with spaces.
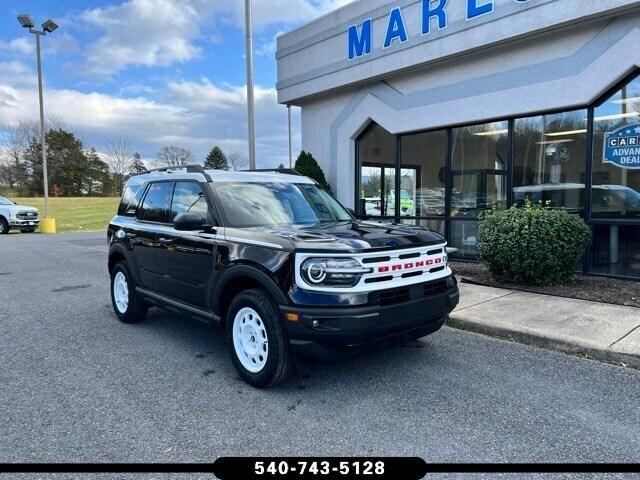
xmin=312 ymin=320 xmax=319 ymax=328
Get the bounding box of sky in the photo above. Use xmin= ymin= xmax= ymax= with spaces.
xmin=0 ymin=0 xmax=353 ymax=168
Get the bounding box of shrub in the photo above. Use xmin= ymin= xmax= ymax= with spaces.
xmin=294 ymin=150 xmax=332 ymax=193
xmin=478 ymin=200 xmax=590 ymax=286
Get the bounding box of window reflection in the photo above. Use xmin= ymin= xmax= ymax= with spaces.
xmin=451 ymin=122 xmax=508 ymax=217
xmin=400 ymin=130 xmax=447 ymax=217
xmin=358 ymin=124 xmax=396 ymax=217
xmin=591 ymin=224 xmax=640 ymax=278
xmin=513 ymin=110 xmax=587 ymax=213
xmin=592 ymin=75 xmax=640 ymax=218
xmin=448 ymin=221 xmax=480 ymax=259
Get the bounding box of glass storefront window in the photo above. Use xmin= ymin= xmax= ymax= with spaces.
xmin=357 ymin=124 xmax=396 ymax=217
xmin=448 ymin=220 xmax=480 ymax=259
xmin=399 ymin=130 xmax=447 ymax=217
xmin=591 ymin=224 xmax=640 ymax=278
xmin=592 ymin=75 xmax=640 ymax=219
xmin=451 ymin=121 xmax=508 ymax=217
xmin=400 ymin=218 xmax=445 ymax=236
xmin=513 ymin=110 xmax=588 ymax=213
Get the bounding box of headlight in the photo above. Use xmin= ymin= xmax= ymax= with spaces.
xmin=300 ymin=257 xmax=372 ymax=288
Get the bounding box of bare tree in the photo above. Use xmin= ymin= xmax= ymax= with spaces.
xmin=157 ymin=146 xmax=194 ymax=167
xmin=0 ymin=121 xmax=34 ymax=189
xmin=228 ymin=152 xmax=248 ymax=171
xmin=105 ymin=137 xmax=134 ymax=194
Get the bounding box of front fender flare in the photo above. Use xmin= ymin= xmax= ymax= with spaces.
xmin=212 ymin=264 xmax=289 ymax=310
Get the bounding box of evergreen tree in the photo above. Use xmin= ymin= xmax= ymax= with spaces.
xmin=204 ymin=146 xmax=229 ymax=170
xmin=294 ymin=151 xmax=331 ymax=192
xmin=129 ymin=152 xmax=146 ymax=174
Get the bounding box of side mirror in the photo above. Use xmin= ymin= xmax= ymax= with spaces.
xmin=174 ymin=212 xmax=205 ymax=231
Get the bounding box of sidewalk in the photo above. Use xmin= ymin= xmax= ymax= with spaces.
xmin=447 ymin=283 xmax=640 ymax=369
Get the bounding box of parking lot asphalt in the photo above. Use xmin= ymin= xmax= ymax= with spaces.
xmin=1 ymin=232 xmax=640 ymax=480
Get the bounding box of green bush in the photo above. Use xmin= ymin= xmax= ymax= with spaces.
xmin=478 ymin=201 xmax=590 ymax=286
xmin=294 ymin=150 xmax=332 ymax=193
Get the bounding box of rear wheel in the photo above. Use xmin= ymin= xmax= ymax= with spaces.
xmin=0 ymin=217 xmax=8 ymax=234
xmin=110 ymin=261 xmax=148 ymax=324
xmin=226 ymin=289 xmax=294 ymax=388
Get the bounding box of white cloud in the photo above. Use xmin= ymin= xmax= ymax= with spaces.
xmin=256 ymin=31 xmax=285 ymax=57
xmin=0 ymin=78 xmax=300 ymax=168
xmin=78 ymin=0 xmax=214 ymax=77
xmin=0 ymin=37 xmax=34 ymax=55
xmin=74 ymin=0 xmax=356 ymax=77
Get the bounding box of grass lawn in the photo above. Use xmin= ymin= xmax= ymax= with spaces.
xmin=12 ymin=197 xmax=120 ymax=233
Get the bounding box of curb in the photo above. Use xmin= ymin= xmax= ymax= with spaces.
xmin=446 ymin=314 xmax=640 ymax=370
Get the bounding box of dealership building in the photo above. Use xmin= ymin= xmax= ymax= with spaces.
xmin=276 ymin=0 xmax=640 ymax=279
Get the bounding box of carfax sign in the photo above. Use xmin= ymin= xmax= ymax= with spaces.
xmin=604 ymin=124 xmax=640 ymax=169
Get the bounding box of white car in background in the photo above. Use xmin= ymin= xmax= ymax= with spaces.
xmin=0 ymin=196 xmax=40 ymax=234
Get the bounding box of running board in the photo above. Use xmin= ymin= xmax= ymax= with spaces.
xmin=136 ymin=287 xmax=220 ymax=323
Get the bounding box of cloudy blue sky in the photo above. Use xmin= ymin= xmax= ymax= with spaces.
xmin=0 ymin=0 xmax=352 ymax=167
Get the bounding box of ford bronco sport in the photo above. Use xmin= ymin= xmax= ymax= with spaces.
xmin=107 ymin=166 xmax=459 ymax=388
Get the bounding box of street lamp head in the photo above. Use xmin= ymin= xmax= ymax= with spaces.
xmin=17 ymin=14 xmax=35 ymax=29
xmin=42 ymin=19 xmax=58 ymax=33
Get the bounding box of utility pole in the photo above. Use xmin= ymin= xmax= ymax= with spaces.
xmin=35 ymin=33 xmax=48 ymax=218
xmin=244 ymin=0 xmax=256 ymax=169
xmin=17 ymin=14 xmax=58 ymax=233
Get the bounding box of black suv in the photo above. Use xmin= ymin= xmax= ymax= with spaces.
xmin=108 ymin=166 xmax=459 ymax=388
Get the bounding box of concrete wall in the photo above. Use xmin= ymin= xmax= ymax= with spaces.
xmin=278 ymin=1 xmax=640 ymax=207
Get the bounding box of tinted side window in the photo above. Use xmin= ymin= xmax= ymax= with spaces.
xmin=118 ymin=184 xmax=145 ymax=216
xmin=138 ymin=182 xmax=172 ymax=223
xmin=170 ymin=182 xmax=208 ymax=221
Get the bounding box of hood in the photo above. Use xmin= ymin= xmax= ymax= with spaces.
xmin=231 ymin=220 xmax=446 ymax=252
xmin=13 ymin=205 xmax=39 ymax=213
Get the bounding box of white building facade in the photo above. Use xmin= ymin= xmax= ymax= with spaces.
xmin=277 ymin=0 xmax=640 ymax=279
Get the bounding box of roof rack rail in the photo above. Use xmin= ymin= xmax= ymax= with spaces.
xmin=249 ymin=168 xmax=302 ymax=176
xmin=136 ymin=164 xmax=212 ymax=182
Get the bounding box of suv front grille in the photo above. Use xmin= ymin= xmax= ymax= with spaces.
xmin=374 ymin=280 xmax=448 ymax=307
xmin=295 ymin=243 xmax=450 ymax=293
xmin=379 ymin=288 xmax=411 ymax=307
xmin=17 ymin=211 xmax=39 ymax=220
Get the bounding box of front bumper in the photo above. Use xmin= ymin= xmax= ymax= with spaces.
xmin=9 ymin=219 xmax=39 ymax=228
xmin=281 ymin=277 xmax=459 ymax=361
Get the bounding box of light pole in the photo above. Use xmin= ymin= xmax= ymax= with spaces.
xmin=17 ymin=14 xmax=58 ymax=233
xmin=288 ymin=105 xmax=293 ymax=168
xmin=244 ymin=0 xmax=256 ymax=170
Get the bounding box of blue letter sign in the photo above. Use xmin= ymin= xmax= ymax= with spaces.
xmin=603 ymin=124 xmax=640 ymax=169
xmin=384 ymin=7 xmax=408 ymax=48
xmin=466 ymin=0 xmax=494 ymax=19
xmin=348 ymin=19 xmax=372 ymax=60
xmin=422 ymin=0 xmax=448 ymax=35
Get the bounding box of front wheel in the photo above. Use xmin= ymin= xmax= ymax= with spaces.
xmin=226 ymin=289 xmax=294 ymax=388
xmin=0 ymin=217 xmax=9 ymax=234
xmin=110 ymin=261 xmax=148 ymax=324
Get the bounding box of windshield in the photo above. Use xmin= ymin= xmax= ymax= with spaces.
xmin=214 ymin=182 xmax=352 ymax=227
xmin=0 ymin=196 xmax=13 ymax=205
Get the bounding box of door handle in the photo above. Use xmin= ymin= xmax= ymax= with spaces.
xmin=159 ymin=237 xmax=174 ymax=245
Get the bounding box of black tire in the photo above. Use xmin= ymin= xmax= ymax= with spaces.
xmin=110 ymin=261 xmax=148 ymax=324
xmin=226 ymin=288 xmax=294 ymax=388
xmin=0 ymin=217 xmax=9 ymax=234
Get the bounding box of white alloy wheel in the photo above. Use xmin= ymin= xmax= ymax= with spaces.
xmin=232 ymin=307 xmax=268 ymax=373
xmin=113 ymin=271 xmax=129 ymax=314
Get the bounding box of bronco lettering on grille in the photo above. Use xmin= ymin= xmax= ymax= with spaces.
xmin=378 ymin=257 xmax=442 ymax=273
